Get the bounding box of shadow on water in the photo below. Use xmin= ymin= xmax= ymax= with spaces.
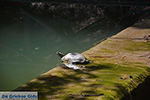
xmin=132 ymin=16 xmax=150 ymax=29
xmin=132 ymin=9 xmax=150 ymax=29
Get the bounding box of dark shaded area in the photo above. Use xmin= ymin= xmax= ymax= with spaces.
xmin=131 ymin=7 xmax=150 ymax=29
xmin=0 ymin=1 xmax=147 ymax=32
xmin=132 ymin=19 xmax=150 ymax=29
xmin=122 ymin=76 xmax=150 ymax=100
xmin=85 ymin=64 xmax=113 ymax=72
xmin=114 ymin=83 xmax=129 ymax=99
xmin=14 ymin=72 xmax=75 ymax=99
xmin=1 ymin=0 xmax=150 ymax=6
xmin=65 ymin=91 xmax=104 ymax=100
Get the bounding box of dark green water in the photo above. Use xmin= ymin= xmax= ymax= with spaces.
xmin=0 ymin=7 xmax=122 ymax=90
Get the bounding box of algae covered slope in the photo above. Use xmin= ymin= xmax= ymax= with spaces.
xmin=15 ymin=18 xmax=150 ymax=100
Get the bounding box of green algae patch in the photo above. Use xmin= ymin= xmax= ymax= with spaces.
xmin=124 ymin=41 xmax=150 ymax=51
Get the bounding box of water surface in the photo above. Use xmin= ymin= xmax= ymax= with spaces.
xmin=0 ymin=7 xmax=120 ymax=90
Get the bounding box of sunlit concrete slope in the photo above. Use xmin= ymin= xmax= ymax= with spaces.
xmin=15 ymin=16 xmax=150 ymax=100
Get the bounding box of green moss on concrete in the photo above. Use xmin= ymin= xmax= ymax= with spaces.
xmin=124 ymin=41 xmax=150 ymax=51
xmin=15 ymin=62 xmax=150 ymax=100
